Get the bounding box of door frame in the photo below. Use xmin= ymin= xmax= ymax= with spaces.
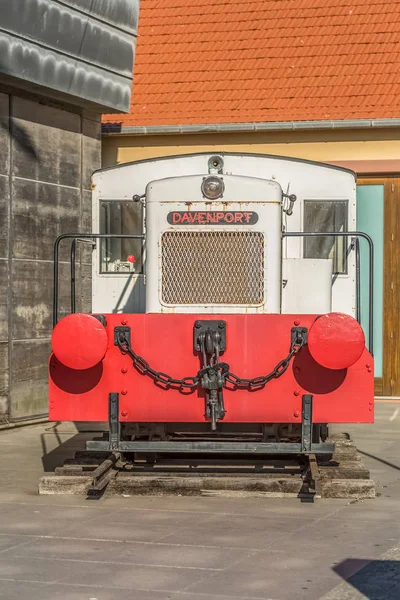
xmin=357 ymin=177 xmax=400 ymax=396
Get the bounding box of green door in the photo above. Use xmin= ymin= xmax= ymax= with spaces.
xmin=356 ymin=183 xmax=384 ymax=381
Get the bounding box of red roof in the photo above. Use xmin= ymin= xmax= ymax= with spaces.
xmin=103 ymin=0 xmax=400 ymax=127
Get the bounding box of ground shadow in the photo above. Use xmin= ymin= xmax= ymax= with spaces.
xmin=40 ymin=421 xmax=107 ymax=472
xmin=333 ymin=558 xmax=400 ymax=599
xmin=357 ymin=449 xmax=400 ymax=472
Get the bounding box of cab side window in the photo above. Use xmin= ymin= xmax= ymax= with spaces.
xmin=99 ymin=200 xmax=144 ymax=274
xmin=303 ymin=200 xmax=348 ymax=274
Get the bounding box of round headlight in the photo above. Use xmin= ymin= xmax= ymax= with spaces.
xmin=201 ymin=176 xmax=224 ymax=200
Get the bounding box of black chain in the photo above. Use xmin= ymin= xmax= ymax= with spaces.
xmin=116 ymin=332 xmax=305 ymax=392
xmin=225 ymin=343 xmax=302 ymax=390
xmin=117 ymin=334 xmax=199 ymax=390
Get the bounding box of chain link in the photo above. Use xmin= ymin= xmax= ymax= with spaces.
xmin=225 ymin=344 xmax=302 ymax=390
xmin=116 ymin=332 xmax=305 ymax=392
xmin=117 ymin=334 xmax=199 ymax=389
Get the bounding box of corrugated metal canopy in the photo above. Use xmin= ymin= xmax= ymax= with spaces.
xmin=0 ymin=0 xmax=140 ymax=113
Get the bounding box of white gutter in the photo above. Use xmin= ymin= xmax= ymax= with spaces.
xmin=102 ymin=118 xmax=400 ymax=135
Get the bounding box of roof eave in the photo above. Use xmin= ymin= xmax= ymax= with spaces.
xmin=102 ymin=118 xmax=400 ymax=136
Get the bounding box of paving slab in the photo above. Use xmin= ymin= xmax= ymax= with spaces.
xmin=11 ymin=536 xmax=248 ymax=570
xmin=0 ymin=534 xmax=36 ymax=554
xmin=0 ymin=580 xmax=276 ymax=600
xmin=0 ymin=404 xmax=400 ymax=599
xmin=183 ymin=565 xmax=340 ymax=600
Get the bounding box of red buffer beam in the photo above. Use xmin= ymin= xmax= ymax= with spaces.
xmin=49 ymin=313 xmax=374 ymax=424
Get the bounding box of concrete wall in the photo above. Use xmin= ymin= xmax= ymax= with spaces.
xmin=0 ymin=88 xmax=100 ymax=422
xmin=102 ymin=129 xmax=400 ymax=172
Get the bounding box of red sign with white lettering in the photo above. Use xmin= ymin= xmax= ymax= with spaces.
xmin=167 ymin=211 xmax=258 ymax=225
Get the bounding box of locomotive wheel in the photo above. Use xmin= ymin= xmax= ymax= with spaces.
xmin=312 ymin=424 xmax=329 ymax=443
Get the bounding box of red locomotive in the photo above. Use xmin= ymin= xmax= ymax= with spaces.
xmin=49 ymin=153 xmax=374 ymax=468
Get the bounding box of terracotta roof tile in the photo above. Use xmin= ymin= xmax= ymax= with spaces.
xmin=103 ymin=0 xmax=400 ymax=127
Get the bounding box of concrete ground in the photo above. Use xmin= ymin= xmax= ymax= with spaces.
xmin=0 ymin=401 xmax=399 ymax=600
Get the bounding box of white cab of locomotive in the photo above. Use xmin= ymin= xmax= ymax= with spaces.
xmin=91 ymin=153 xmax=356 ymax=317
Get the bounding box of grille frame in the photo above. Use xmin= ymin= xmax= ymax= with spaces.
xmin=160 ymin=229 xmax=266 ymax=307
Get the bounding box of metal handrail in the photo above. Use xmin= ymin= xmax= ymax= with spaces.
xmin=70 ymin=238 xmax=97 ymax=314
xmin=53 ymin=233 xmax=145 ymax=327
xmin=54 ymin=231 xmax=374 ymax=356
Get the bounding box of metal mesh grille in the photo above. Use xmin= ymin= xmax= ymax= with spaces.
xmin=161 ymin=231 xmax=265 ymax=305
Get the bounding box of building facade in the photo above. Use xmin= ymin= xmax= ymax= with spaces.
xmin=0 ymin=0 xmax=140 ymax=422
xmin=102 ymin=0 xmax=400 ymax=396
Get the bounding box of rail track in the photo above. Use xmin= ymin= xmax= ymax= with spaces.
xmin=39 ymin=433 xmax=375 ymax=501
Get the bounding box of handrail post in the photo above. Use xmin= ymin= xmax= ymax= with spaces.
xmin=70 ymin=240 xmax=76 ymax=315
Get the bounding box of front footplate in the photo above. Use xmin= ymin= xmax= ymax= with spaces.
xmin=87 ymin=439 xmax=335 ymax=455
xmin=87 ymin=393 xmax=333 ymax=457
